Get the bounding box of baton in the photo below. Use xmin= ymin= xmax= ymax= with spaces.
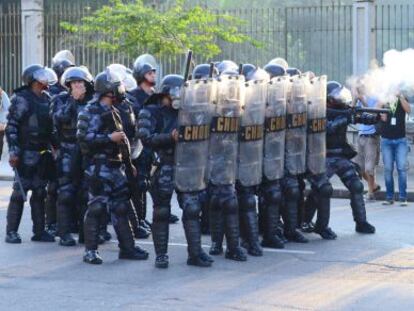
xmin=183 ymin=50 xmax=193 ymax=82
xmin=14 ymin=168 xmax=27 ymax=202
xmin=209 ymin=62 xmax=215 ymax=78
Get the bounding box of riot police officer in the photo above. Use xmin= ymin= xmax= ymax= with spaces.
xmin=175 ymin=67 xmax=216 ymax=267
xmin=208 ymin=60 xmax=247 ymax=261
xmin=77 ymin=69 xmax=149 ymax=264
xmin=281 ymin=72 xmax=309 ymax=243
xmin=5 ymin=64 xmax=58 ymax=243
xmin=300 ymin=75 xmax=336 ymax=240
xmin=44 ymin=50 xmax=75 ymax=236
xmin=50 ymin=50 xmax=75 ymax=96
xmin=51 ymin=66 xmax=94 ymax=246
xmin=259 ymin=63 xmax=289 ymax=249
xmin=237 ymin=67 xmax=269 ymax=257
xmin=138 ymin=74 xmax=188 ymax=268
xmin=322 ymin=82 xmax=376 ymax=234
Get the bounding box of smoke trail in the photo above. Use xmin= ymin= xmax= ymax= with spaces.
xmin=347 ymin=49 xmax=414 ymax=105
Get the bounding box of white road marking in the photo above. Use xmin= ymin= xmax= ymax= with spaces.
xmin=110 ymin=240 xmax=315 ymax=255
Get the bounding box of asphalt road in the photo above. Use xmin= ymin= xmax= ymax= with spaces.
xmin=0 ymin=180 xmax=413 ymax=311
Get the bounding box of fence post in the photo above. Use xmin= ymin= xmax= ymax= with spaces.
xmin=352 ymin=0 xmax=376 ymax=76
xmin=21 ymin=0 xmax=44 ymax=68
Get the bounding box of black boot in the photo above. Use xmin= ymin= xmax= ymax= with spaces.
xmin=241 ymin=210 xmax=263 ymax=256
xmin=6 ymin=191 xmax=24 ymax=238
xmin=169 ymin=213 xmax=179 ymax=224
xmin=183 ymin=212 xmax=211 ymax=267
xmin=140 ymin=219 xmax=152 ymax=232
xmin=84 ymin=210 xmax=100 ymax=252
xmin=152 ymin=205 xmax=170 ymax=259
xmin=314 ymin=227 xmax=337 ymax=240
xmin=209 ymin=206 xmax=224 ymax=255
xmin=262 ymin=235 xmax=285 ymax=249
xmin=119 ymin=246 xmax=149 ymax=260
xmin=83 ymin=250 xmax=103 ymax=265
xmin=224 ymin=203 xmax=247 ymax=262
xmin=285 ymin=230 xmax=309 ymax=243
xmin=199 ymin=249 xmax=214 ymax=263
xmin=59 ymin=233 xmax=76 ymax=246
xmin=113 ymin=209 xmax=148 ymax=260
xmin=31 ymin=231 xmax=55 ymax=242
xmin=5 ymin=231 xmax=22 ymax=244
xmin=46 ymin=223 xmax=57 ymax=237
xmin=134 ymin=226 xmax=151 ymax=239
xmin=356 ymin=221 xmax=376 ymax=234
xmin=155 ymin=254 xmax=169 ymax=269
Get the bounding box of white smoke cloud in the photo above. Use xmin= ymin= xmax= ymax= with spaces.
xmin=347 ymin=48 xmax=414 ymax=105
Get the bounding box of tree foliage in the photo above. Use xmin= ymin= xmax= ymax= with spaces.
xmin=61 ymin=0 xmax=261 ymax=59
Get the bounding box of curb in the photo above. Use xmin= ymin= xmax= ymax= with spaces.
xmin=332 ymin=189 xmax=414 ymax=202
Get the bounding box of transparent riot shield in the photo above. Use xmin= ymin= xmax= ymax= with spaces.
xmin=237 ymin=79 xmax=267 ymax=187
xmin=307 ymin=75 xmax=327 ymax=175
xmin=285 ymin=75 xmax=309 ymax=175
xmin=174 ymin=78 xmax=216 ymax=192
xmin=263 ymin=76 xmax=288 ymax=181
xmin=208 ymin=74 xmax=244 ymax=186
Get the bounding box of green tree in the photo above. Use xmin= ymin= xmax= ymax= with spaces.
xmin=61 ymin=0 xmax=260 ymax=59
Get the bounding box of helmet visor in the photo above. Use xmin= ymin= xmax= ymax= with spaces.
xmin=33 ymin=67 xmax=58 ymax=86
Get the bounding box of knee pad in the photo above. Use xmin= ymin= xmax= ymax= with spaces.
xmin=153 ymin=205 xmax=170 ymax=222
xmin=284 ymin=186 xmax=300 ymax=201
xmin=318 ymin=183 xmax=333 ymax=198
xmin=238 ymin=194 xmax=256 ymax=212
xmin=264 ymin=185 xmax=282 ymax=205
xmin=111 ymin=201 xmax=130 ymax=217
xmin=57 ymin=190 xmax=73 ymax=206
xmin=348 ymin=178 xmax=364 ymax=194
xmin=223 ymin=196 xmax=238 ymax=215
xmin=87 ymin=202 xmax=106 ymax=217
xmin=31 ymin=188 xmax=47 ymax=201
xmin=10 ymin=189 xmax=24 ymax=204
xmin=183 ymin=202 xmax=201 ymax=221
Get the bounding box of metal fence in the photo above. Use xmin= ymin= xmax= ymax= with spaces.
xmin=375 ymin=4 xmax=414 ymax=63
xmin=0 ymin=2 xmax=22 ymax=95
xmin=1 ymin=1 xmax=413 ymax=93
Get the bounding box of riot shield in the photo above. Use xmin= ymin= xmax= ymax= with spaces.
xmin=208 ymin=74 xmax=244 ymax=186
xmin=285 ymin=75 xmax=309 ymax=175
xmin=307 ymin=75 xmax=327 ymax=175
xmin=237 ymin=78 xmax=267 ymax=187
xmin=263 ymin=76 xmax=288 ymax=181
xmin=174 ymin=78 xmax=216 ymax=192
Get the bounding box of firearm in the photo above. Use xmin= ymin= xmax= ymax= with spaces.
xmin=102 ymin=110 xmax=141 ymax=209
xmin=14 ymin=168 xmax=27 ymax=202
xmin=328 ymin=106 xmax=390 ymax=124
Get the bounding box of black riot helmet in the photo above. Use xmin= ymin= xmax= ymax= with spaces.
xmin=286 ymin=67 xmax=302 ymax=76
xmin=51 ymin=50 xmax=75 ymax=78
xmin=132 ymin=54 xmax=157 ymax=84
xmin=22 ymin=64 xmax=58 ymax=87
xmin=159 ymin=74 xmax=184 ymax=99
xmin=52 ymin=59 xmax=75 ymax=78
xmin=264 ymin=63 xmax=286 ymax=79
xmin=94 ymin=68 xmax=126 ymax=101
xmin=241 ymin=64 xmax=256 ymax=79
xmin=327 ymin=82 xmax=352 ymax=109
xmin=327 ymin=81 xmax=342 ymax=95
xmin=216 ymin=60 xmax=238 ymax=75
xmin=192 ymin=64 xmax=218 ymax=80
xmin=145 ymin=74 xmax=184 ymax=108
xmin=61 ymin=66 xmax=93 ymax=87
